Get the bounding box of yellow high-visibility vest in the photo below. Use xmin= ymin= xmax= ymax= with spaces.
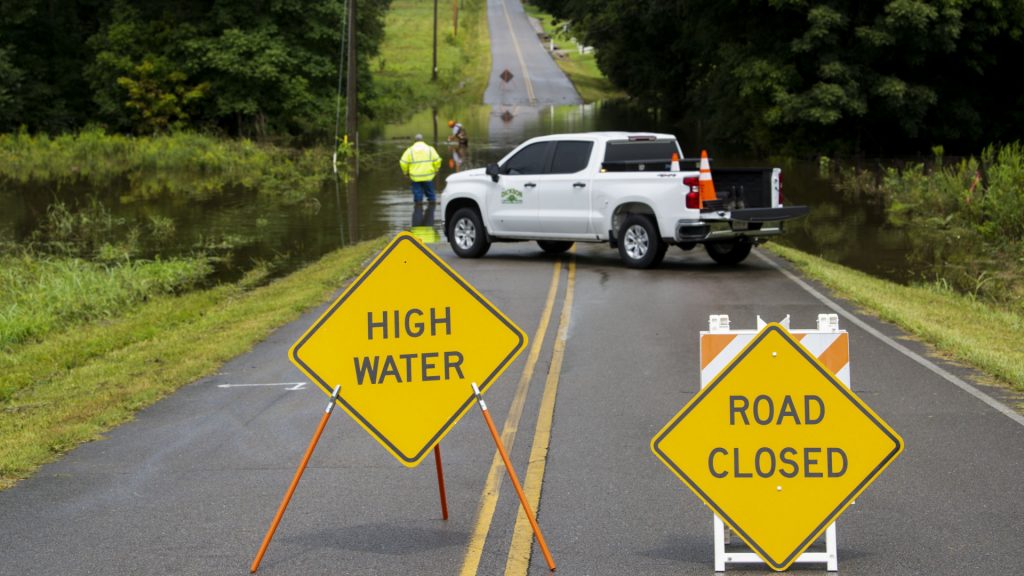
xmin=400 ymin=141 xmax=442 ymax=182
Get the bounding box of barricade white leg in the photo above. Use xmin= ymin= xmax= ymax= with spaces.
xmin=826 ymin=521 xmax=838 ymax=571
xmin=713 ymin=515 xmax=725 ymax=572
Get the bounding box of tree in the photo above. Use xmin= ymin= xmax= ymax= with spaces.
xmin=536 ymin=0 xmax=1024 ymax=155
xmin=3 ymin=0 xmax=392 ymax=136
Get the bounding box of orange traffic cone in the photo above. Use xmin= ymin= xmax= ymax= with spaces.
xmin=698 ymin=150 xmax=717 ymax=207
xmin=670 ymin=152 xmax=680 ymax=172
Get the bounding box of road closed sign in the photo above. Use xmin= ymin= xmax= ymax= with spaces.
xmin=652 ymin=323 xmax=903 ymax=571
xmin=290 ymin=233 xmax=526 ymax=467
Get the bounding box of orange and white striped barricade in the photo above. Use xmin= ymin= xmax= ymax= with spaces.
xmin=701 ymin=314 xmax=847 ymax=572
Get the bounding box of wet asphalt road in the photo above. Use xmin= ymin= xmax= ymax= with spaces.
xmin=1 ymin=242 xmax=1022 ymax=576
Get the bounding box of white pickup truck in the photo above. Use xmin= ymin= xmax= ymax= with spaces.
xmin=440 ymin=132 xmax=808 ymax=268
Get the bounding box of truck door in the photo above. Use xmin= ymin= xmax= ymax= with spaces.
xmin=488 ymin=141 xmax=551 ymax=235
xmin=537 ymin=140 xmax=594 ymax=236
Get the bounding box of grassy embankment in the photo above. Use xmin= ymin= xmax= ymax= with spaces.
xmin=370 ymin=0 xmax=492 ymax=121
xmin=0 ymin=237 xmax=387 ymax=489
xmin=767 ymin=245 xmax=1024 ymax=398
xmin=770 ymin=144 xmax=1024 ymax=398
xmin=522 ymin=3 xmax=626 ymax=102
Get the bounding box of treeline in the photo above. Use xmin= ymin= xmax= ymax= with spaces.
xmin=534 ymin=0 xmax=1024 ymax=155
xmin=0 ymin=0 xmax=390 ymax=137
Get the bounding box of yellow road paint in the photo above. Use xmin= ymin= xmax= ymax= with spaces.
xmin=504 ymin=253 xmax=576 ymax=575
xmin=458 ymin=260 xmax=561 ymax=576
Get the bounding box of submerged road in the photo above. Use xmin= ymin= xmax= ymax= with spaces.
xmin=483 ymin=0 xmax=581 ymax=107
xmin=1 ymin=242 xmax=1022 ymax=576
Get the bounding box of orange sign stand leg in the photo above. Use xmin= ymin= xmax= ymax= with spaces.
xmin=250 ymin=385 xmax=340 ymax=573
xmin=434 ymin=444 xmax=449 ymax=520
xmin=471 ymin=383 xmax=556 ymax=572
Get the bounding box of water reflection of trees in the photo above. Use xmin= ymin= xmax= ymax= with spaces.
xmin=814 ymin=150 xmax=1024 ymax=309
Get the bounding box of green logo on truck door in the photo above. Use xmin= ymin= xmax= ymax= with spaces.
xmin=501 ymin=188 xmax=523 ymax=204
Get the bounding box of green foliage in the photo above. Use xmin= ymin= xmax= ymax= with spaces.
xmin=2 ymin=0 xmax=392 ymax=136
xmin=535 ymin=0 xmax=1024 ymax=154
xmin=834 ymin=142 xmax=1024 ymax=308
xmin=116 ymin=57 xmax=209 ymax=134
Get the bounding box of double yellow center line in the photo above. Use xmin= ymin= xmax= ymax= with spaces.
xmin=458 ymin=253 xmax=576 ymax=575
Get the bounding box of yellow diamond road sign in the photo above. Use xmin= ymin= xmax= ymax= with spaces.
xmin=290 ymin=233 xmax=526 ymax=467
xmin=652 ymin=323 xmax=903 ymax=571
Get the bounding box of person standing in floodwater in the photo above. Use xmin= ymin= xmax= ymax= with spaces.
xmin=447 ymin=120 xmax=469 ymax=171
xmin=399 ymin=134 xmax=442 ymax=202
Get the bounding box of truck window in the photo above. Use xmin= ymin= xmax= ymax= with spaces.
xmin=502 ymin=142 xmax=551 ymax=175
xmin=549 ymin=141 xmax=593 ymax=174
xmin=602 ymin=139 xmax=680 ymax=172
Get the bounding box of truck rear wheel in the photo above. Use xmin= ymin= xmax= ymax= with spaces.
xmin=618 ymin=214 xmax=663 ymax=269
xmin=537 ymin=240 xmax=574 ymax=254
xmin=705 ymin=240 xmax=752 ymax=265
xmin=449 ymin=208 xmax=490 ymax=258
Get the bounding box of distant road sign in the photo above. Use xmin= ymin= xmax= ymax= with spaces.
xmin=290 ymin=233 xmax=527 ymax=467
xmin=652 ymin=323 xmax=903 ymax=571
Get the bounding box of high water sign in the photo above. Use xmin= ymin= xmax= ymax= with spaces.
xmin=289 ymin=233 xmax=526 ymax=467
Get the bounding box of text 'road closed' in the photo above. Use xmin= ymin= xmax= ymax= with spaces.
xmin=708 ymin=393 xmax=848 ymax=479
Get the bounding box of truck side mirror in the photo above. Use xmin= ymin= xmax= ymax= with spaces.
xmin=486 ymin=163 xmax=500 ymax=183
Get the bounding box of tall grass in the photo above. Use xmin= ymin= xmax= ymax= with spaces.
xmin=0 ymin=128 xmax=330 ymax=203
xmin=0 ymin=253 xmax=210 ymax=356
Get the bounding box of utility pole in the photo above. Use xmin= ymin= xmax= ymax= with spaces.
xmin=432 ymin=0 xmax=438 ymax=81
xmin=345 ymin=0 xmax=358 ymax=147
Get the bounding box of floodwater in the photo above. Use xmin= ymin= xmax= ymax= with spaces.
xmin=0 ymin=101 xmax=915 ymax=284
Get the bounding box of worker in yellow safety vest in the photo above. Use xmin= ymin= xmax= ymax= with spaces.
xmin=400 ymin=134 xmax=442 ymax=202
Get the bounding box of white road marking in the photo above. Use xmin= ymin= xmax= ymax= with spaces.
xmin=216 ymin=382 xmax=307 ymax=391
xmin=756 ymin=250 xmax=1024 ymax=427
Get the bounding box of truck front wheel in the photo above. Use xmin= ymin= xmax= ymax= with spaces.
xmin=618 ymin=214 xmax=664 ymax=269
xmin=449 ymin=208 xmax=490 ymax=258
xmin=705 ymin=240 xmax=752 ymax=265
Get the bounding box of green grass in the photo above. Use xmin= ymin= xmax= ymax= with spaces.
xmin=767 ymin=244 xmax=1024 ymax=395
xmin=521 ymin=3 xmax=626 ymax=102
xmin=0 ymin=253 xmax=211 ymax=356
xmin=0 ymin=237 xmax=388 ymax=489
xmin=370 ymin=0 xmax=491 ymax=121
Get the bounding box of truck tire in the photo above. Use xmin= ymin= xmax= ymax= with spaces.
xmin=705 ymin=240 xmax=752 ymax=265
xmin=449 ymin=208 xmax=490 ymax=258
xmin=537 ymin=240 xmax=574 ymax=254
xmin=618 ymin=214 xmax=663 ymax=269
